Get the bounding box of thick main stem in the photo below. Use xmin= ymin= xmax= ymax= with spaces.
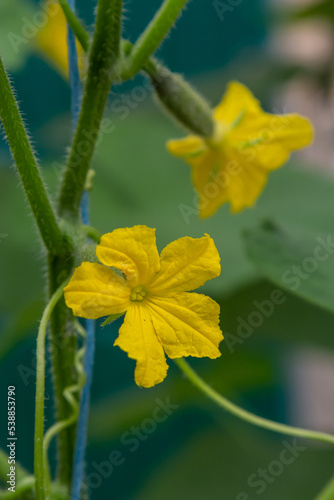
xmin=48 ymin=254 xmax=77 ymax=486
xmin=57 ymin=0 xmax=123 ymax=220
xmin=50 ymin=0 xmax=123 ymax=487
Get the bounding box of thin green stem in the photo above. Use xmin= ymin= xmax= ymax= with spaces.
xmin=315 ymin=476 xmax=334 ymax=500
xmin=47 ymin=254 xmax=77 ymax=486
xmin=175 ymin=358 xmax=334 ymax=446
xmin=0 ymin=58 xmax=67 ymax=254
xmin=34 ymin=279 xmax=70 ymax=500
xmin=59 ymin=0 xmax=90 ymax=52
xmin=57 ymin=0 xmax=123 ymax=220
xmin=42 ymin=324 xmax=86 ymax=493
xmin=123 ymin=0 xmax=190 ymax=79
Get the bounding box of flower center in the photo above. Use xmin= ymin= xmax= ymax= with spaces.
xmin=130 ymin=285 xmax=148 ymax=302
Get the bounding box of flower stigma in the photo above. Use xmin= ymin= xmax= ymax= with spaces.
xmin=130 ymin=285 xmax=148 ymax=302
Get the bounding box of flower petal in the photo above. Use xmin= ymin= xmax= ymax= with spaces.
xmin=148 ymin=234 xmax=221 ymax=294
xmin=147 ymin=292 xmax=222 ymax=359
xmin=96 ymin=226 xmax=160 ymax=285
xmin=115 ymin=304 xmax=168 ymax=388
xmin=231 ymin=113 xmax=314 ymax=170
xmin=189 ymin=149 xmax=231 ymax=218
xmin=214 ymin=81 xmax=261 ymax=124
xmin=167 ymin=136 xmax=206 ymax=158
xmin=64 ymin=262 xmax=130 ymax=319
xmin=227 ymin=159 xmax=268 ymax=213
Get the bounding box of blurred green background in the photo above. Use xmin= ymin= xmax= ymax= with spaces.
xmin=1 ymin=1 xmax=334 ymax=499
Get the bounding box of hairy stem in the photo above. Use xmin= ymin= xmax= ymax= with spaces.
xmin=34 ymin=279 xmax=70 ymax=500
xmin=0 ymin=58 xmax=67 ymax=254
xmin=123 ymin=0 xmax=190 ymax=79
xmin=57 ymin=0 xmax=123 ymax=220
xmin=47 ymin=254 xmax=77 ymax=486
xmin=59 ymin=0 xmax=90 ymax=52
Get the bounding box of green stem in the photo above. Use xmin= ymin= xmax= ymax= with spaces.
xmin=175 ymin=358 xmax=334 ymax=446
xmin=43 ymin=334 xmax=86 ymax=493
xmin=57 ymin=0 xmax=123 ymax=220
xmin=59 ymin=0 xmax=90 ymax=52
xmin=144 ymin=59 xmax=214 ymax=136
xmin=0 ymin=58 xmax=67 ymax=255
xmin=123 ymin=0 xmax=190 ymax=79
xmin=34 ymin=279 xmax=70 ymax=500
xmin=315 ymin=476 xmax=334 ymax=500
xmin=47 ymin=254 xmax=77 ymax=486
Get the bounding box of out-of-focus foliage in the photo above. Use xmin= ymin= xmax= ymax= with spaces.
xmin=0 ymin=0 xmax=35 ymax=70
xmin=244 ymin=221 xmax=334 ymax=315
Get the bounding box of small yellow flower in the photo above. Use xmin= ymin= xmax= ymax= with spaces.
xmin=168 ymin=82 xmax=314 ymax=217
xmin=64 ymin=226 xmax=223 ymax=388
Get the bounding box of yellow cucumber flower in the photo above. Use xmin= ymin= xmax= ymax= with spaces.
xmin=64 ymin=226 xmax=223 ymax=388
xmin=168 ymin=81 xmax=314 ymax=217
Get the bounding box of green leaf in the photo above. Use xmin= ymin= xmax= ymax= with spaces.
xmin=0 ymin=0 xmax=36 ymax=70
xmin=290 ymin=0 xmax=334 ymax=23
xmin=101 ymin=312 xmax=125 ymax=327
xmin=243 ymin=220 xmax=334 ymax=314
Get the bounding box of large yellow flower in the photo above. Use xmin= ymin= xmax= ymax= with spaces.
xmin=168 ymin=82 xmax=314 ymax=217
xmin=64 ymin=226 xmax=223 ymax=388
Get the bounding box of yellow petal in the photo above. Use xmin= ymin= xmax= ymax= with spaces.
xmin=190 ymin=150 xmax=230 ymax=218
xmin=214 ymin=81 xmax=261 ymax=124
xmin=96 ymin=226 xmax=160 ymax=286
xmin=231 ymin=113 xmax=314 ymax=170
xmin=149 ymin=234 xmax=221 ymax=294
xmin=167 ymin=136 xmax=206 ymax=158
xmin=147 ymin=292 xmax=222 ymax=359
xmin=227 ymin=160 xmax=268 ymax=213
xmin=64 ymin=262 xmax=130 ymax=319
xmin=115 ymin=304 xmax=168 ymax=388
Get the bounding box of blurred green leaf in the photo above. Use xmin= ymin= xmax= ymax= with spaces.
xmin=133 ymin=427 xmax=334 ymax=500
xmin=0 ymin=296 xmax=43 ymax=360
xmin=0 ymin=0 xmax=36 ymax=70
xmin=219 ymin=280 xmax=334 ymax=351
xmin=290 ymin=0 xmax=334 ymax=23
xmin=243 ymin=221 xmax=334 ymax=315
xmin=89 ymin=351 xmax=273 ymax=442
